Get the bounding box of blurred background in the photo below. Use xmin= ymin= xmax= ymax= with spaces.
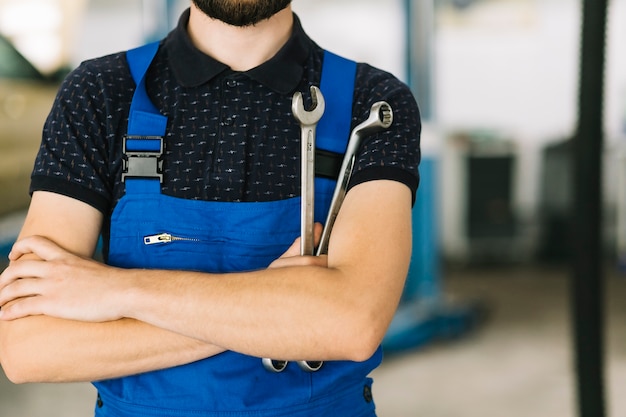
xmin=0 ymin=0 xmax=625 ymax=416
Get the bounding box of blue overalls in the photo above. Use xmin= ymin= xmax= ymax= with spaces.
xmin=94 ymin=42 xmax=382 ymax=417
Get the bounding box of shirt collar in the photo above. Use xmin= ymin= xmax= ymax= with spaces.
xmin=165 ymin=8 xmax=310 ymax=94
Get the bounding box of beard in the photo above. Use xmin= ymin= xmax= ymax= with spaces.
xmin=192 ymin=0 xmax=292 ymax=27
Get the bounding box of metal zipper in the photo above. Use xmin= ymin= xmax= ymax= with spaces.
xmin=143 ymin=233 xmax=201 ymax=245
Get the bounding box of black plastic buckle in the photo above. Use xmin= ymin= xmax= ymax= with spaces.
xmin=122 ymin=136 xmax=164 ymax=183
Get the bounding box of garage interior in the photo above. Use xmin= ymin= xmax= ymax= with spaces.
xmin=1 ymin=0 xmax=625 ymax=416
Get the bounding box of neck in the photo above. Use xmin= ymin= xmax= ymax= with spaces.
xmin=188 ymin=4 xmax=293 ymax=71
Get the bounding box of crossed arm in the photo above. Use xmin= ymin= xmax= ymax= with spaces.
xmin=0 ymin=179 xmax=412 ymax=384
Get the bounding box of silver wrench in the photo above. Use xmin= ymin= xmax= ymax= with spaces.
xmin=293 ymin=85 xmax=325 ymax=256
xmin=262 ymin=86 xmax=325 ymax=373
xmin=316 ymin=101 xmax=393 ymax=256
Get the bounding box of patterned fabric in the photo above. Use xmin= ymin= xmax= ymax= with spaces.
xmin=30 ymin=9 xmax=420 ymax=217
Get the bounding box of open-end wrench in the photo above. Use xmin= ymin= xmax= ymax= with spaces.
xmin=293 ymin=85 xmax=325 ymax=256
xmin=316 ymin=101 xmax=393 ymax=256
xmin=262 ymin=86 xmax=325 ymax=373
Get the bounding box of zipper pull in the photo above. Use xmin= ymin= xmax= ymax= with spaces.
xmin=144 ymin=233 xmax=173 ymax=245
xmin=143 ymin=233 xmax=201 ymax=245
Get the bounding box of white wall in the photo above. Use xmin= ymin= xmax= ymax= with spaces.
xmin=292 ymin=0 xmax=407 ymax=81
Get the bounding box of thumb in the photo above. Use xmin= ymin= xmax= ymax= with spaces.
xmin=279 ymin=223 xmax=324 ymax=259
xmin=313 ymin=222 xmax=323 ymax=247
xmin=280 ymin=223 xmax=323 ymax=258
xmin=281 ymin=236 xmax=302 ymax=259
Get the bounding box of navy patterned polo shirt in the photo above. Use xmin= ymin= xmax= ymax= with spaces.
xmin=30 ymin=9 xmax=421 ymax=218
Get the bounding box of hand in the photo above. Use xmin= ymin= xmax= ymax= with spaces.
xmin=0 ymin=235 xmax=126 ymax=322
xmin=268 ymin=223 xmax=328 ymax=269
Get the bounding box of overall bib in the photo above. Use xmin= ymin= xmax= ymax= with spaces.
xmin=94 ymin=42 xmax=382 ymax=417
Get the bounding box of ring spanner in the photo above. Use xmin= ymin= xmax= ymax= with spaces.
xmin=316 ymin=101 xmax=393 ymax=256
xmin=262 ymin=86 xmax=325 ymax=373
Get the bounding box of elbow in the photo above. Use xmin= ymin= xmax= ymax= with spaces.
xmin=345 ymin=343 xmax=380 ymax=364
xmin=0 ymin=341 xmax=43 ymax=384
xmin=2 ymin=367 xmax=30 ymax=385
xmin=337 ymin=314 xmax=389 ymax=363
xmin=340 ymin=293 xmax=402 ymax=363
xmin=1 ymin=350 xmax=54 ymax=384
xmin=0 ymin=323 xmax=51 ymax=384
xmin=0 ymin=335 xmax=18 ymax=383
xmin=1 ymin=335 xmax=67 ymax=384
xmin=346 ymin=327 xmax=385 ymax=363
xmin=1 ymin=347 xmax=32 ymax=384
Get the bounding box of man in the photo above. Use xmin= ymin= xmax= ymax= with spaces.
xmin=0 ymin=1 xmax=420 ymax=416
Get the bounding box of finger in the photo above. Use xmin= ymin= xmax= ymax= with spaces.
xmin=0 ymin=277 xmax=43 ymax=307
xmin=281 ymin=236 xmax=302 ymax=259
xmin=313 ymin=222 xmax=323 ymax=246
xmin=282 ymin=223 xmax=323 ymax=258
xmin=0 ymin=297 xmax=44 ymax=321
xmin=9 ymin=235 xmax=67 ymax=262
xmin=0 ymin=259 xmax=45 ymax=290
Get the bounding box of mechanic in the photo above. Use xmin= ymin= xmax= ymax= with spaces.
xmin=0 ymin=1 xmax=421 ymax=416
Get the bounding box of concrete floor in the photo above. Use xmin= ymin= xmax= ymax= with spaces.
xmin=0 ymin=263 xmax=624 ymax=417
xmin=372 ymin=264 xmax=626 ymax=417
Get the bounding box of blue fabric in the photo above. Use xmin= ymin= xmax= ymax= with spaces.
xmin=125 ymin=138 xmax=162 ymax=152
xmin=94 ymin=42 xmax=378 ymax=417
xmin=126 ymin=41 xmax=167 ymax=137
xmin=317 ymin=51 xmax=357 ymax=154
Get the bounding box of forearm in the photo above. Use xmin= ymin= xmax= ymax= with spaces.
xmin=127 ymin=263 xmax=395 ymax=363
xmin=0 ymin=315 xmax=223 ymax=384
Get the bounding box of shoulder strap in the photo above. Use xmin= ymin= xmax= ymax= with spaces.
xmin=126 ymin=41 xmax=167 ymax=138
xmin=123 ymin=42 xmax=168 ymax=192
xmin=316 ymin=50 xmax=357 ymax=179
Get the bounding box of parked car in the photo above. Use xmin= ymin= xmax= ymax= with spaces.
xmin=0 ymin=35 xmax=63 ymax=217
